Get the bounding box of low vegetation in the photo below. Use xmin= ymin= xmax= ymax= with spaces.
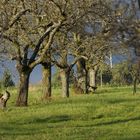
xmin=0 ymin=1 xmax=140 ymax=139
xmin=0 ymin=86 xmax=140 ymax=140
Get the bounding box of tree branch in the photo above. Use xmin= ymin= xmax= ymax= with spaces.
xmin=70 ymin=56 xmax=88 ymax=69
xmin=28 ymin=23 xmax=55 ymax=64
xmin=48 ymin=0 xmax=66 ymax=16
xmin=9 ymin=9 xmax=30 ymax=28
xmin=29 ymin=21 xmax=62 ymax=68
xmin=0 ymin=34 xmax=22 ymax=62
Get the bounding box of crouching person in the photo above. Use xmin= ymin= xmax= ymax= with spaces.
xmin=0 ymin=90 xmax=10 ymax=109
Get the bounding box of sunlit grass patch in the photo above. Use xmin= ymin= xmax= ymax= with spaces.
xmin=0 ymin=86 xmax=140 ymax=140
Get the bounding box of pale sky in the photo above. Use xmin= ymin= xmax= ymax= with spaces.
xmin=0 ymin=62 xmax=42 ymax=84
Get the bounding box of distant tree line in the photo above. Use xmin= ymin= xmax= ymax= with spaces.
xmin=96 ymin=60 xmax=140 ymax=87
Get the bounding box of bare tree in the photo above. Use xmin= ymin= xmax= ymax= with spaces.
xmin=51 ymin=32 xmax=88 ymax=97
xmin=0 ymin=0 xmax=63 ymax=106
xmin=0 ymin=0 xmax=99 ymax=105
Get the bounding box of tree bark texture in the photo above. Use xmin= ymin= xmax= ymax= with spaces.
xmin=60 ymin=69 xmax=70 ymax=97
xmin=88 ymin=67 xmax=98 ymax=92
xmin=42 ymin=62 xmax=51 ymax=99
xmin=0 ymin=91 xmax=10 ymax=109
xmin=16 ymin=71 xmax=30 ymax=106
xmin=89 ymin=68 xmax=96 ymax=88
xmin=76 ymin=59 xmax=88 ymax=94
xmin=133 ymin=77 xmax=137 ymax=94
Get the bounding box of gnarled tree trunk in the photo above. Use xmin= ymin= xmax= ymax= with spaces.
xmin=89 ymin=68 xmax=96 ymax=89
xmin=60 ymin=68 xmax=70 ymax=97
xmin=88 ymin=66 xmax=98 ymax=92
xmin=77 ymin=59 xmax=88 ymax=94
xmin=0 ymin=91 xmax=10 ymax=109
xmin=42 ymin=62 xmax=51 ymax=99
xmin=16 ymin=70 xmax=31 ymax=106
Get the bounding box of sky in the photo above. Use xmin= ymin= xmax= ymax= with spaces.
xmin=0 ymin=61 xmax=42 ymax=84
xmin=0 ymin=54 xmax=128 ymax=85
xmin=0 ymin=60 xmax=58 ymax=85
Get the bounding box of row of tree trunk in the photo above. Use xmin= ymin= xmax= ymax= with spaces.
xmin=15 ymin=56 xmax=98 ymax=106
xmin=41 ymin=59 xmax=98 ymax=100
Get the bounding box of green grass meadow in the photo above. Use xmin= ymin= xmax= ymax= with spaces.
xmin=0 ymin=86 xmax=140 ymax=140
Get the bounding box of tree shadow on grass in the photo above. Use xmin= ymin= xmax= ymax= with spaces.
xmin=7 ymin=115 xmax=71 ymax=125
xmin=106 ymin=98 xmax=140 ymax=104
xmin=32 ymin=115 xmax=71 ymax=124
xmin=95 ymin=116 xmax=140 ymax=126
xmin=0 ymin=115 xmax=140 ymax=137
xmin=0 ymin=126 xmax=45 ymax=136
xmin=0 ymin=115 xmax=71 ymax=136
xmin=95 ymin=89 xmax=119 ymax=94
xmin=76 ymin=116 xmax=140 ymax=128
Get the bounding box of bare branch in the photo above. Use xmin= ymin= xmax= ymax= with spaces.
xmin=9 ymin=9 xmax=30 ymax=28
xmin=70 ymin=56 xmax=88 ymax=69
xmin=29 ymin=21 xmax=62 ymax=68
xmin=0 ymin=34 xmax=22 ymax=62
xmin=28 ymin=22 xmax=54 ymax=64
xmin=48 ymin=0 xmax=65 ymax=16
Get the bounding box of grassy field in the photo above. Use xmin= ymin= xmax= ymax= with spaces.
xmin=0 ymin=86 xmax=140 ymax=140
